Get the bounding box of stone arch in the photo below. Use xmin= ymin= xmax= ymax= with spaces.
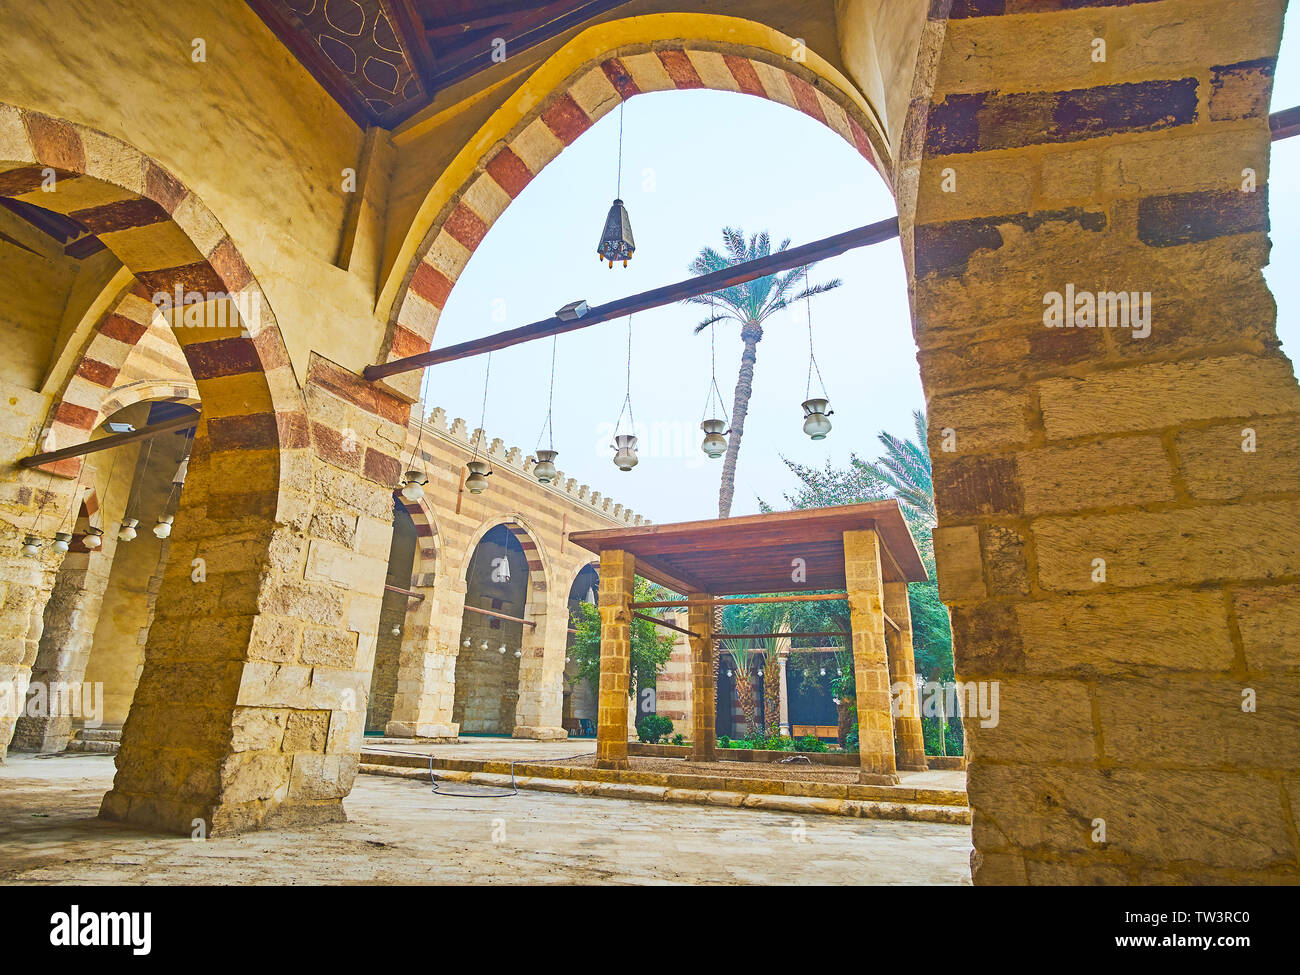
xmin=375 ymin=14 xmax=892 ymax=397
xmin=455 ymin=513 xmax=553 ymax=600
xmin=0 ymin=106 xmax=361 ymax=833
xmin=0 ymin=105 xmax=306 ymax=484
xmin=393 ymin=491 xmax=440 ymax=584
xmin=99 ymin=379 xmax=200 ymax=423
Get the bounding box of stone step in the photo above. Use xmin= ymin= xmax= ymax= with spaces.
xmin=359 ymin=763 xmax=973 ymax=825
xmin=74 ymin=728 xmax=123 ymax=742
xmin=66 ymin=739 xmax=119 ymax=754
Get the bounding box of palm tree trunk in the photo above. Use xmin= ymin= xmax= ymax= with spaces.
xmin=717 ymin=323 xmax=761 ymax=519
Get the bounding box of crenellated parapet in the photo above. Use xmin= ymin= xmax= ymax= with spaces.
xmin=407 ymin=406 xmax=650 ymax=527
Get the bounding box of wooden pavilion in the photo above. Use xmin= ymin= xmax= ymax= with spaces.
xmin=569 ymin=500 xmax=930 ymax=785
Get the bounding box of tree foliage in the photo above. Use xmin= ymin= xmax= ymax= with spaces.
xmin=567 ymin=577 xmax=677 ymax=696
xmin=758 ymin=409 xmax=955 ymax=682
xmin=683 ymin=227 xmax=842 ymax=518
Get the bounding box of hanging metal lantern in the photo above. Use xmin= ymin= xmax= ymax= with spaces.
xmin=597 ymin=199 xmax=635 ymax=268
xmin=801 ymin=398 xmax=834 ymax=440
xmin=153 ymin=514 xmax=174 ymax=539
xmin=21 ymin=534 xmax=42 ymax=558
xmin=533 ymin=449 xmax=559 ymax=484
xmin=611 ymin=434 xmax=639 ymax=471
xmin=118 ymin=518 xmax=139 ymax=542
xmin=52 ymin=531 xmax=72 ymax=554
xmin=465 ymin=460 xmax=492 ymax=494
xmin=400 ymin=469 xmax=427 ymax=502
xmin=700 ymin=419 xmax=728 ymax=459
xmin=82 ymin=526 xmax=104 ymax=550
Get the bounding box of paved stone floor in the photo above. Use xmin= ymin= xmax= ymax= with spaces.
xmin=0 ymin=754 xmax=973 ymax=884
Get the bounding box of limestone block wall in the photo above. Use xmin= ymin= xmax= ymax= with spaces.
xmin=383 ymin=406 xmax=648 ymax=739
xmin=905 ymin=0 xmax=1300 ymax=883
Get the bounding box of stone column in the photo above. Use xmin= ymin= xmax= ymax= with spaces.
xmin=884 ymin=580 xmax=927 ymax=771
xmin=844 ymin=529 xmax=898 ymax=786
xmin=0 ymin=523 xmax=57 ymax=760
xmin=594 ymin=548 xmax=633 ymax=770
xmin=386 ymin=572 xmax=463 ymax=740
xmin=906 ymin=0 xmax=1299 ymax=884
xmin=513 ymin=585 xmax=568 ymax=740
xmin=687 ymin=596 xmax=716 ymax=761
xmin=11 ymin=549 xmax=109 ymax=752
xmin=777 ymin=649 xmax=790 ymax=736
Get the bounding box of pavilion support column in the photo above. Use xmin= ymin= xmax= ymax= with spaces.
xmin=687 ymin=595 xmax=716 ymax=762
xmin=777 ymin=649 xmax=790 ymax=736
xmin=844 ymin=529 xmax=899 ymax=786
xmin=594 ymin=548 xmax=634 ymax=770
xmin=884 ymin=580 xmax=928 ymax=771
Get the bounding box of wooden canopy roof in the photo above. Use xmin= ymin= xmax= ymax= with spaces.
xmin=568 ymin=501 xmax=928 ymax=597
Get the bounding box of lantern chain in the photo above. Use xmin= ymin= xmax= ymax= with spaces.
xmin=472 ymin=351 xmax=493 ymax=466
xmin=805 ymin=269 xmax=829 ymax=400
xmin=701 ymin=295 xmax=730 ymax=425
xmin=614 ymin=314 xmax=635 ymax=437
xmin=536 ymin=334 xmax=557 ymax=451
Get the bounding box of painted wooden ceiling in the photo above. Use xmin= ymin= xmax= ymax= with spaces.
xmin=246 ymin=0 xmax=634 ymax=128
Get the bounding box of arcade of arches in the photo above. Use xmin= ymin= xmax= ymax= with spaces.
xmin=0 ymin=0 xmax=1297 ymax=885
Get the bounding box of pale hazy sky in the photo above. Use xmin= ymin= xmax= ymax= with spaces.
xmin=421 ymin=28 xmax=1300 ymax=526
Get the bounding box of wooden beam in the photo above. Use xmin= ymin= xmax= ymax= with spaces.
xmin=18 ymin=413 xmax=198 ymax=468
xmin=1272 ymin=105 xmax=1300 ymax=141
xmin=631 ymin=592 xmax=848 ymax=610
xmin=364 ymin=216 xmax=901 ymax=380
xmin=715 ymin=631 xmax=850 ymax=641
xmin=633 ymin=612 xmax=694 ymax=637
xmin=384 ymin=584 xmax=426 ymax=601
xmin=463 ymin=603 xmax=537 ymax=628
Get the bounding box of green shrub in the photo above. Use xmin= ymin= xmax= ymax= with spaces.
xmin=671 ymin=733 xmax=685 ymax=746
xmin=794 ymin=735 xmax=828 ymax=753
xmin=845 ymin=723 xmax=859 ymax=751
xmin=717 ymin=736 xmax=731 ymax=749
xmin=636 ymin=714 xmax=675 ymax=744
xmin=767 ymin=735 xmax=796 ymax=751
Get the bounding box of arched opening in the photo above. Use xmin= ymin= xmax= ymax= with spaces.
xmin=365 ymin=499 xmax=420 ymax=735
xmin=452 ymin=524 xmax=534 ymax=734
xmin=561 ymin=562 xmax=599 ymax=736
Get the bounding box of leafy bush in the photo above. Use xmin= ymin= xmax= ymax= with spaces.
xmin=636 ymin=714 xmax=675 ymax=744
xmin=794 ymin=735 xmax=828 ymax=753
xmin=845 ymin=723 xmax=859 ymax=751
xmin=717 ymin=736 xmax=731 ymax=749
xmin=671 ymin=733 xmax=685 ymax=746
xmin=767 ymin=735 xmax=796 ymax=751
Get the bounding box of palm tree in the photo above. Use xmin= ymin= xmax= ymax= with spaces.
xmin=868 ymin=409 xmax=934 ymax=525
xmin=685 ymin=228 xmax=842 ymax=518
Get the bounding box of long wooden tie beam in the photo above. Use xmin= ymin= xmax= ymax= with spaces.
xmin=363 ymin=217 xmax=902 ymax=380
xmin=630 ymin=592 xmax=848 ymax=610
xmin=1273 ymin=105 xmax=1300 ymax=141
xmin=18 ymin=413 xmax=198 ymax=469
xmin=462 ymin=603 xmax=537 ymax=628
xmin=633 ymin=612 xmax=695 ymax=637
xmin=715 ymin=631 xmax=850 ymax=641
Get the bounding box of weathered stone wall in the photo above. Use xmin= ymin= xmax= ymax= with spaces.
xmin=904 ymin=0 xmax=1300 ymax=883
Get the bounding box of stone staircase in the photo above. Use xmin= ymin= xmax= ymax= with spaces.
xmin=66 ymin=727 xmax=121 ymax=754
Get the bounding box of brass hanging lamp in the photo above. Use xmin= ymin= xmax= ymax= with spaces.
xmin=596 ymin=103 xmax=635 ymax=268
xmin=801 ymin=269 xmax=834 ymax=441
xmin=699 ymin=295 xmax=730 ymax=460
xmin=610 ymin=315 xmax=638 ymax=471
xmin=533 ymin=335 xmax=560 ymax=483
xmin=466 ymin=352 xmax=495 ymax=494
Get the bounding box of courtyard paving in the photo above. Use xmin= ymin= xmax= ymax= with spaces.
xmin=0 ymin=753 xmax=972 ymax=885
